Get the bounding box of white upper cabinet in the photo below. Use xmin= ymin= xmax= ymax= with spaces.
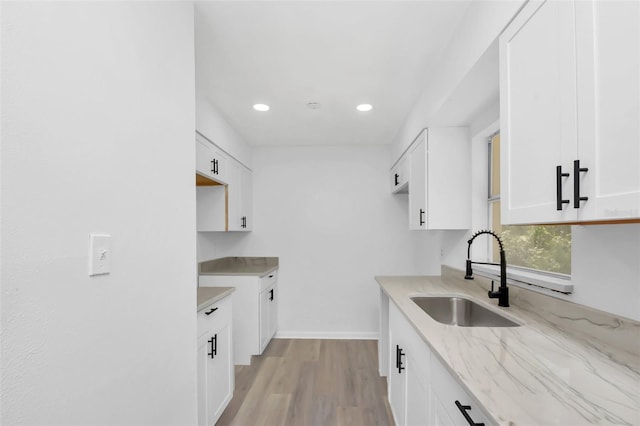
xmin=390 ymin=155 xmax=409 ymax=194
xmin=196 ymin=132 xmax=228 ymax=184
xmin=196 ymin=132 xmax=253 ymax=232
xmin=408 ymin=128 xmax=471 ymax=230
xmin=575 ymin=0 xmax=640 ymax=222
xmin=227 ymin=161 xmax=252 ymax=232
xmin=500 ymin=0 xmax=639 ymax=225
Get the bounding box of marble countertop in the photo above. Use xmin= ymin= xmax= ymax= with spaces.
xmin=199 ymin=257 xmax=279 ymax=277
xmin=197 ymin=287 xmax=234 ymax=312
xmin=377 ymin=267 xmax=640 ymax=425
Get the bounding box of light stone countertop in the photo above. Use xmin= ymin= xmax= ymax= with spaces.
xmin=197 ymin=287 xmax=234 ymax=312
xmin=199 ymin=257 xmax=279 ymax=277
xmin=377 ymin=267 xmax=640 ymax=426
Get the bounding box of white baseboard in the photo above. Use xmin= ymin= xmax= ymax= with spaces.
xmin=274 ymin=330 xmax=379 ymax=340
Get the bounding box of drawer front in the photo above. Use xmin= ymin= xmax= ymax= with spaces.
xmin=198 ymin=294 xmax=232 ymax=337
xmin=430 ymin=354 xmax=492 ymax=426
xmin=260 ymin=269 xmax=278 ymax=292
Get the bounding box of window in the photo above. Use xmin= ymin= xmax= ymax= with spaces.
xmin=488 ymin=133 xmax=571 ymax=275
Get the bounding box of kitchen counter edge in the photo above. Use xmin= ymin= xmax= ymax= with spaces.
xmin=197 ymin=287 xmax=235 ymax=312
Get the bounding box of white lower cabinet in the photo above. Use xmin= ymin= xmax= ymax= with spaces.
xmin=430 ymin=354 xmax=491 ymax=426
xmin=259 ymin=281 xmax=278 ymax=353
xmin=197 ymin=295 xmax=234 ymax=426
xmin=388 ymin=301 xmax=430 ymax=426
xmin=199 ymin=270 xmax=279 ymax=365
xmin=384 ymin=295 xmax=493 ymax=426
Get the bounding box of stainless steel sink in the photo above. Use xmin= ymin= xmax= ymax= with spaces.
xmin=411 ymin=296 xmax=521 ymax=327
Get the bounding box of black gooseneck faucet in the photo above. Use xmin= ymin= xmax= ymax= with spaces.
xmin=465 ymin=230 xmax=509 ymax=307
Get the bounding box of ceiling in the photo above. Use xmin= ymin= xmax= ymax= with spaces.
xmin=195 ymin=1 xmax=472 ymax=146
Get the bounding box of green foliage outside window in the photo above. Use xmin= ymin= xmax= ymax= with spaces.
xmin=500 ymin=225 xmax=571 ymax=275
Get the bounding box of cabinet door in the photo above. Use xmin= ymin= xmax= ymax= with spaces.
xmin=259 ymin=286 xmax=270 ymax=353
xmin=500 ymin=0 xmax=579 ymax=224
xmin=388 ymin=338 xmax=407 ymax=426
xmin=409 ymin=138 xmax=426 ymax=230
xmin=576 ymin=0 xmax=640 ymax=221
xmin=405 ymin=353 xmax=430 ymax=426
xmin=209 ymin=321 xmax=233 ymax=424
xmin=196 ymin=137 xmax=215 ymax=179
xmin=391 ymin=156 xmax=409 ymax=194
xmin=196 ymin=134 xmax=228 ymax=184
xmin=268 ymin=283 xmax=277 ymax=342
xmin=259 ymin=283 xmax=277 ymax=353
xmin=227 ymin=161 xmax=242 ymax=231
xmin=241 ymin=167 xmax=253 ymax=231
xmin=197 ymin=334 xmax=209 ymax=426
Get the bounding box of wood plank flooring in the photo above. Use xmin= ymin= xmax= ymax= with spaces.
xmin=216 ymin=339 xmax=395 ymax=426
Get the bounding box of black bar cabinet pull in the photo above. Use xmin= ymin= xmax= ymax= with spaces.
xmin=204 ymin=307 xmax=218 ymax=316
xmin=395 ymin=345 xmax=405 ymax=373
xmin=210 ymin=159 xmax=215 ymax=174
xmin=269 ymin=289 xmax=274 ymax=301
xmin=573 ymin=160 xmax=589 ymax=208
xmin=455 ymin=400 xmax=485 ymax=426
xmin=208 ymin=336 xmax=217 ymax=359
xmin=556 ymin=166 xmax=570 ymax=210
xmin=394 ymin=173 xmax=399 ymax=186
xmin=419 ymin=209 xmax=425 ymax=226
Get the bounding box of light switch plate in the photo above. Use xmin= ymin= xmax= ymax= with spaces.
xmin=89 ymin=234 xmax=111 ymax=276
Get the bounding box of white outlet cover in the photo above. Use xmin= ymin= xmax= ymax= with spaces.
xmin=89 ymin=234 xmax=111 ymax=276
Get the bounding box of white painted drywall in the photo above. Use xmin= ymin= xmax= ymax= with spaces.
xmin=1 ymin=2 xmax=197 ymax=424
xmin=391 ymin=0 xmax=525 ymax=160
xmin=197 ymin=145 xmax=441 ymax=338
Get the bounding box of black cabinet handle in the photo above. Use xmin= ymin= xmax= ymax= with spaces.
xmin=455 ymin=401 xmax=484 ymax=426
xmin=208 ymin=335 xmax=218 ymax=359
xmin=268 ymin=274 xmax=274 ymax=278
xmin=556 ymin=166 xmax=570 ymax=210
xmin=394 ymin=173 xmax=399 ymax=186
xmin=269 ymin=289 xmax=274 ymax=301
xmin=210 ymin=159 xmax=215 ymax=174
xmin=573 ymin=160 xmax=589 ymax=208
xmin=419 ymin=209 xmax=425 ymax=226
xmin=204 ymin=307 xmax=218 ymax=316
xmin=395 ymin=345 xmax=405 ymax=373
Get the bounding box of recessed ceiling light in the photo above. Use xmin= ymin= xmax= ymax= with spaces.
xmin=306 ymin=102 xmax=322 ymax=110
xmin=356 ymin=104 xmax=373 ymax=112
xmin=253 ymin=103 xmax=270 ymax=112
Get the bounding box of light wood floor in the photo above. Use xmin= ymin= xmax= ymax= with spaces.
xmin=216 ymin=339 xmax=395 ymax=426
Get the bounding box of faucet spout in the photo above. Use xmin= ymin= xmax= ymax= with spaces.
xmin=464 ymin=230 xmax=509 ymax=307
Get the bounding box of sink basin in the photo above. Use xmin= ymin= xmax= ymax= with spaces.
xmin=411 ymin=296 xmax=521 ymax=327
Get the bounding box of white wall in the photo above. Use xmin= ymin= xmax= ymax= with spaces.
xmin=198 ymin=145 xmax=441 ymax=338
xmin=1 ymin=2 xmax=197 ymax=424
xmin=391 ymin=0 xmax=524 ymax=160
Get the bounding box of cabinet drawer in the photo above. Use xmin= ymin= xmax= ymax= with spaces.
xmin=260 ymin=269 xmax=278 ymax=292
xmin=430 ymin=354 xmax=492 ymax=426
xmin=198 ymin=295 xmax=232 ymax=337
